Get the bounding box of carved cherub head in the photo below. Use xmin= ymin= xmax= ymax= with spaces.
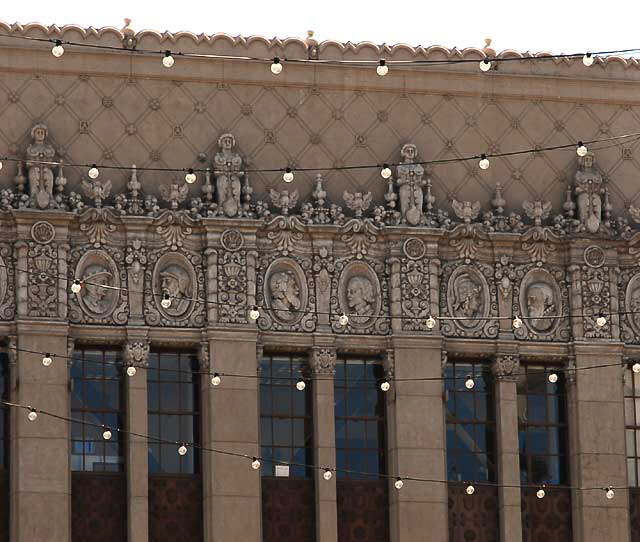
xmin=218 ymin=133 xmax=236 ymax=151
xmin=401 ymin=143 xmax=418 ymax=162
xmin=30 ymin=123 xmax=49 ymax=143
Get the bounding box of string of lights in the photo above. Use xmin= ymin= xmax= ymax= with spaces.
xmin=0 ymin=125 xmax=638 ymax=183
xmin=0 ymin=398 xmax=623 ymax=498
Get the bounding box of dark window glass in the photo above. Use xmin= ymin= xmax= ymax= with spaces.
xmin=147 ymin=350 xmax=199 ymax=474
xmin=335 ymin=356 xmax=386 ymax=480
xmin=0 ymin=351 xmax=7 ymax=470
xmin=260 ymin=353 xmax=313 ymax=477
xmin=445 ymin=361 xmax=496 ymax=482
xmin=625 ymin=366 xmax=640 ymax=486
xmin=71 ymin=348 xmax=124 ymax=472
xmin=517 ymin=366 xmax=568 ymax=485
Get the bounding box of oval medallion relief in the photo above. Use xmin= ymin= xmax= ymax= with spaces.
xmin=0 ymin=255 xmax=7 ymax=307
xmin=446 ymin=266 xmax=490 ymax=331
xmin=626 ymin=273 xmax=640 ymax=336
xmin=75 ymin=250 xmax=120 ymax=318
xmin=339 ymin=261 xmax=381 ymax=327
xmin=152 ymin=253 xmax=197 ymax=320
xmin=519 ymin=269 xmax=561 ymax=335
xmin=264 ymin=258 xmax=308 ymax=325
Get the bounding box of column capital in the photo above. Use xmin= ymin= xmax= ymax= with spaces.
xmin=491 ymin=354 xmax=520 ymax=381
xmin=124 ymin=340 xmax=150 ymax=368
xmin=310 ymin=346 xmax=336 ymax=375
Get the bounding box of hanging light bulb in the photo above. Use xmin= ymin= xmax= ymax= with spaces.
xmin=71 ymin=279 xmax=82 ymax=294
xmin=583 ymin=52 xmax=594 ymax=67
xmin=338 ymin=313 xmax=349 ymax=327
xmin=323 ymin=469 xmax=333 ymax=480
xmin=536 ymin=486 xmax=546 ymax=499
xmin=376 ymin=59 xmax=389 ymax=77
xmin=283 ymin=168 xmax=294 ymax=183
xmin=605 ymin=487 xmax=615 ymax=500
xmin=425 ymin=315 xmax=437 ymax=330
xmin=576 ymin=141 xmax=588 ymax=157
xmin=251 ymin=457 xmax=261 ymax=470
xmin=512 ymin=315 xmax=523 ymax=329
xmin=479 ymin=58 xmax=491 ymax=72
xmin=88 ymin=164 xmax=99 ymax=179
xmin=381 ymin=164 xmax=392 ymax=179
xmin=102 ymin=429 xmax=112 ymax=440
xmin=249 ymin=306 xmax=261 ymax=321
xmin=380 ymin=379 xmax=391 ymax=392
xmin=464 ymin=375 xmax=475 ymax=390
xmin=51 ymin=40 xmax=65 ymax=58
xmin=465 ymin=483 xmax=475 ymax=495
xmin=596 ymin=312 xmax=607 ymax=328
xmin=178 ymin=444 xmax=188 ymax=456
xmin=0 ymin=160 xmax=3 ymax=171
xmin=632 ymin=362 xmax=640 ymax=374
xmin=271 ymin=57 xmax=283 ymax=75
xmin=296 ymin=378 xmax=306 ymax=391
xmin=162 ymin=51 xmax=175 ymax=68
xmin=548 ymin=372 xmax=558 ymax=384
xmin=126 ymin=365 xmax=137 ymax=377
xmin=27 ymin=409 xmax=38 ymax=422
xmin=211 ymin=373 xmax=222 ymax=386
xmin=478 ymin=154 xmax=490 ymax=170
xmin=185 ymin=168 xmax=197 ymax=184
xmin=160 ymin=291 xmax=172 ymax=309
xmin=394 ymin=478 xmax=404 ymax=489
xmin=42 ymin=353 xmax=53 ymax=367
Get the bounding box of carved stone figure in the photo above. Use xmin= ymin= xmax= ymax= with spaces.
xmin=525 ymin=282 xmax=556 ymax=332
xmin=25 ymin=123 xmax=59 ymax=209
xmin=72 ymin=249 xmax=122 ymax=322
xmin=270 ymin=188 xmax=299 ymax=215
xmin=159 ymin=264 xmax=192 ymax=317
xmin=346 ymin=276 xmax=375 ymax=316
xmin=451 ymin=272 xmax=483 ymax=319
xmin=213 ymin=133 xmax=244 ymax=217
xmin=396 ymin=143 xmax=426 ymax=225
xmin=81 ymin=264 xmax=114 ymax=314
xmin=268 ymin=271 xmax=302 ymax=321
xmin=343 ymin=191 xmax=372 ymax=218
xmin=574 ymin=152 xmax=605 ymax=233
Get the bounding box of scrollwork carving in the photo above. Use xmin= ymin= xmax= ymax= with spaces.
xmin=311 ymin=347 xmax=336 ymax=375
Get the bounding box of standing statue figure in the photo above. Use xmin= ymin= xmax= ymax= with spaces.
xmin=574 ymin=151 xmax=605 ymax=234
xmin=396 ymin=143 xmax=426 ymax=226
xmin=213 ymin=133 xmax=244 ymax=217
xmin=26 ymin=123 xmax=58 ymax=209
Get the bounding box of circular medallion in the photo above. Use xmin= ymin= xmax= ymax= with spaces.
xmin=403 ymin=238 xmax=426 ymax=260
xmin=31 ymin=221 xmax=55 ymax=244
xmin=584 ymin=246 xmax=605 ymax=268
xmin=221 ymin=229 xmax=244 ymax=252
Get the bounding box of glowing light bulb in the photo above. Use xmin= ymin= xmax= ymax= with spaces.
xmin=178 ymin=444 xmax=188 ymax=456
xmin=27 ymin=410 xmax=38 ymax=422
xmin=466 ymin=484 xmax=475 ymax=495
xmin=323 ymin=469 xmax=333 ymax=480
xmin=249 ymin=306 xmax=260 ymax=321
xmin=425 ymin=315 xmax=437 ymax=330
xmin=479 ymin=154 xmax=490 ymax=170
xmin=211 ymin=373 xmax=221 ymax=386
xmin=536 ymin=487 xmax=546 ymax=499
xmin=0 ymin=160 xmax=3 ymax=171
xmin=42 ymin=353 xmax=52 ymax=367
xmin=102 ymin=429 xmax=112 ymax=440
xmin=512 ymin=315 xmax=523 ymax=329
xmin=394 ymin=478 xmax=404 ymax=489
xmin=583 ymin=52 xmax=594 ymax=67
xmin=380 ymin=380 xmax=390 ymax=392
xmin=576 ymin=141 xmax=588 ymax=157
xmin=376 ymin=59 xmax=389 ymax=77
xmin=339 ymin=313 xmax=349 ymax=327
xmin=283 ymin=168 xmax=294 ymax=183
xmin=251 ymin=457 xmax=261 ymax=470
xmin=479 ymin=58 xmax=491 ymax=72
xmin=126 ymin=366 xmax=137 ymax=377
xmin=381 ymin=164 xmax=392 ymax=179
xmin=160 ymin=292 xmax=172 ymax=309
xmin=465 ymin=376 xmax=475 ymax=390
xmin=605 ymin=487 xmax=615 ymax=500
xmin=162 ymin=51 xmax=175 ymax=68
xmin=88 ymin=165 xmax=99 ymax=179
xmin=71 ymin=279 xmax=82 ymax=294
xmin=185 ymin=168 xmax=197 ymax=184
xmin=271 ymin=57 xmax=283 ymax=75
xmin=548 ymin=372 xmax=558 ymax=384
xmin=596 ymin=313 xmax=607 ymax=328
xmin=296 ymin=379 xmax=306 ymax=391
xmin=633 ymin=362 xmax=640 ymax=374
xmin=51 ymin=40 xmax=64 ymax=58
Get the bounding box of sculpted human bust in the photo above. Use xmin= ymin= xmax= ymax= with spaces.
xmin=346 ymin=276 xmax=375 ymax=316
xmin=451 ymin=273 xmax=483 ymax=319
xmin=159 ymin=265 xmax=191 ymax=316
xmin=269 ymin=271 xmax=301 ymax=321
xmin=525 ymin=283 xmax=556 ymax=332
xmin=81 ymin=265 xmax=114 ymax=314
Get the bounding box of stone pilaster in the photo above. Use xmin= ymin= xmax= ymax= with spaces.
xmin=491 ymin=353 xmax=522 ymax=542
xmin=389 ymin=336 xmax=447 ymax=542
xmin=310 ymin=342 xmax=338 ymax=542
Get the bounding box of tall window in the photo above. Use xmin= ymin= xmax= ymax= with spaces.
xmin=147 ymin=350 xmax=199 ymax=474
xmin=517 ymin=366 xmax=568 ymax=485
xmin=260 ymin=353 xmax=313 ymax=477
xmin=334 ymin=356 xmax=386 ymax=479
xmin=0 ymin=351 xmax=7 ymax=471
xmin=625 ymin=365 xmax=640 ymax=486
xmin=70 ymin=347 xmax=124 ymax=472
xmin=445 ymin=361 xmax=496 ymax=482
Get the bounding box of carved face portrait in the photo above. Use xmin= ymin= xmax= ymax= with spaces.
xmin=452 ymin=273 xmax=483 ymax=318
xmin=82 ymin=266 xmax=113 ymax=310
xmin=74 ymin=250 xmax=120 ymax=320
xmin=160 ymin=264 xmax=192 ymax=316
xmin=269 ymin=271 xmax=301 ymax=320
xmin=218 ymin=133 xmax=235 ymax=150
xmin=31 ymin=124 xmax=48 ymax=143
xmin=526 ymin=283 xmax=556 ymax=332
xmin=346 ymin=276 xmax=375 ymax=316
xmin=401 ymin=143 xmax=418 ymax=161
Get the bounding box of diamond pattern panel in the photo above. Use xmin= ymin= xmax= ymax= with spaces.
xmin=2 ymin=69 xmax=640 ymax=214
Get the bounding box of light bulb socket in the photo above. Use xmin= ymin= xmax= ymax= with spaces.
xmin=165 ymin=50 xmax=172 ymax=57
xmin=55 ymin=40 xmax=62 ymax=47
xmin=379 ymin=59 xmax=386 ymax=67
xmin=273 ymin=57 xmax=280 ymax=64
